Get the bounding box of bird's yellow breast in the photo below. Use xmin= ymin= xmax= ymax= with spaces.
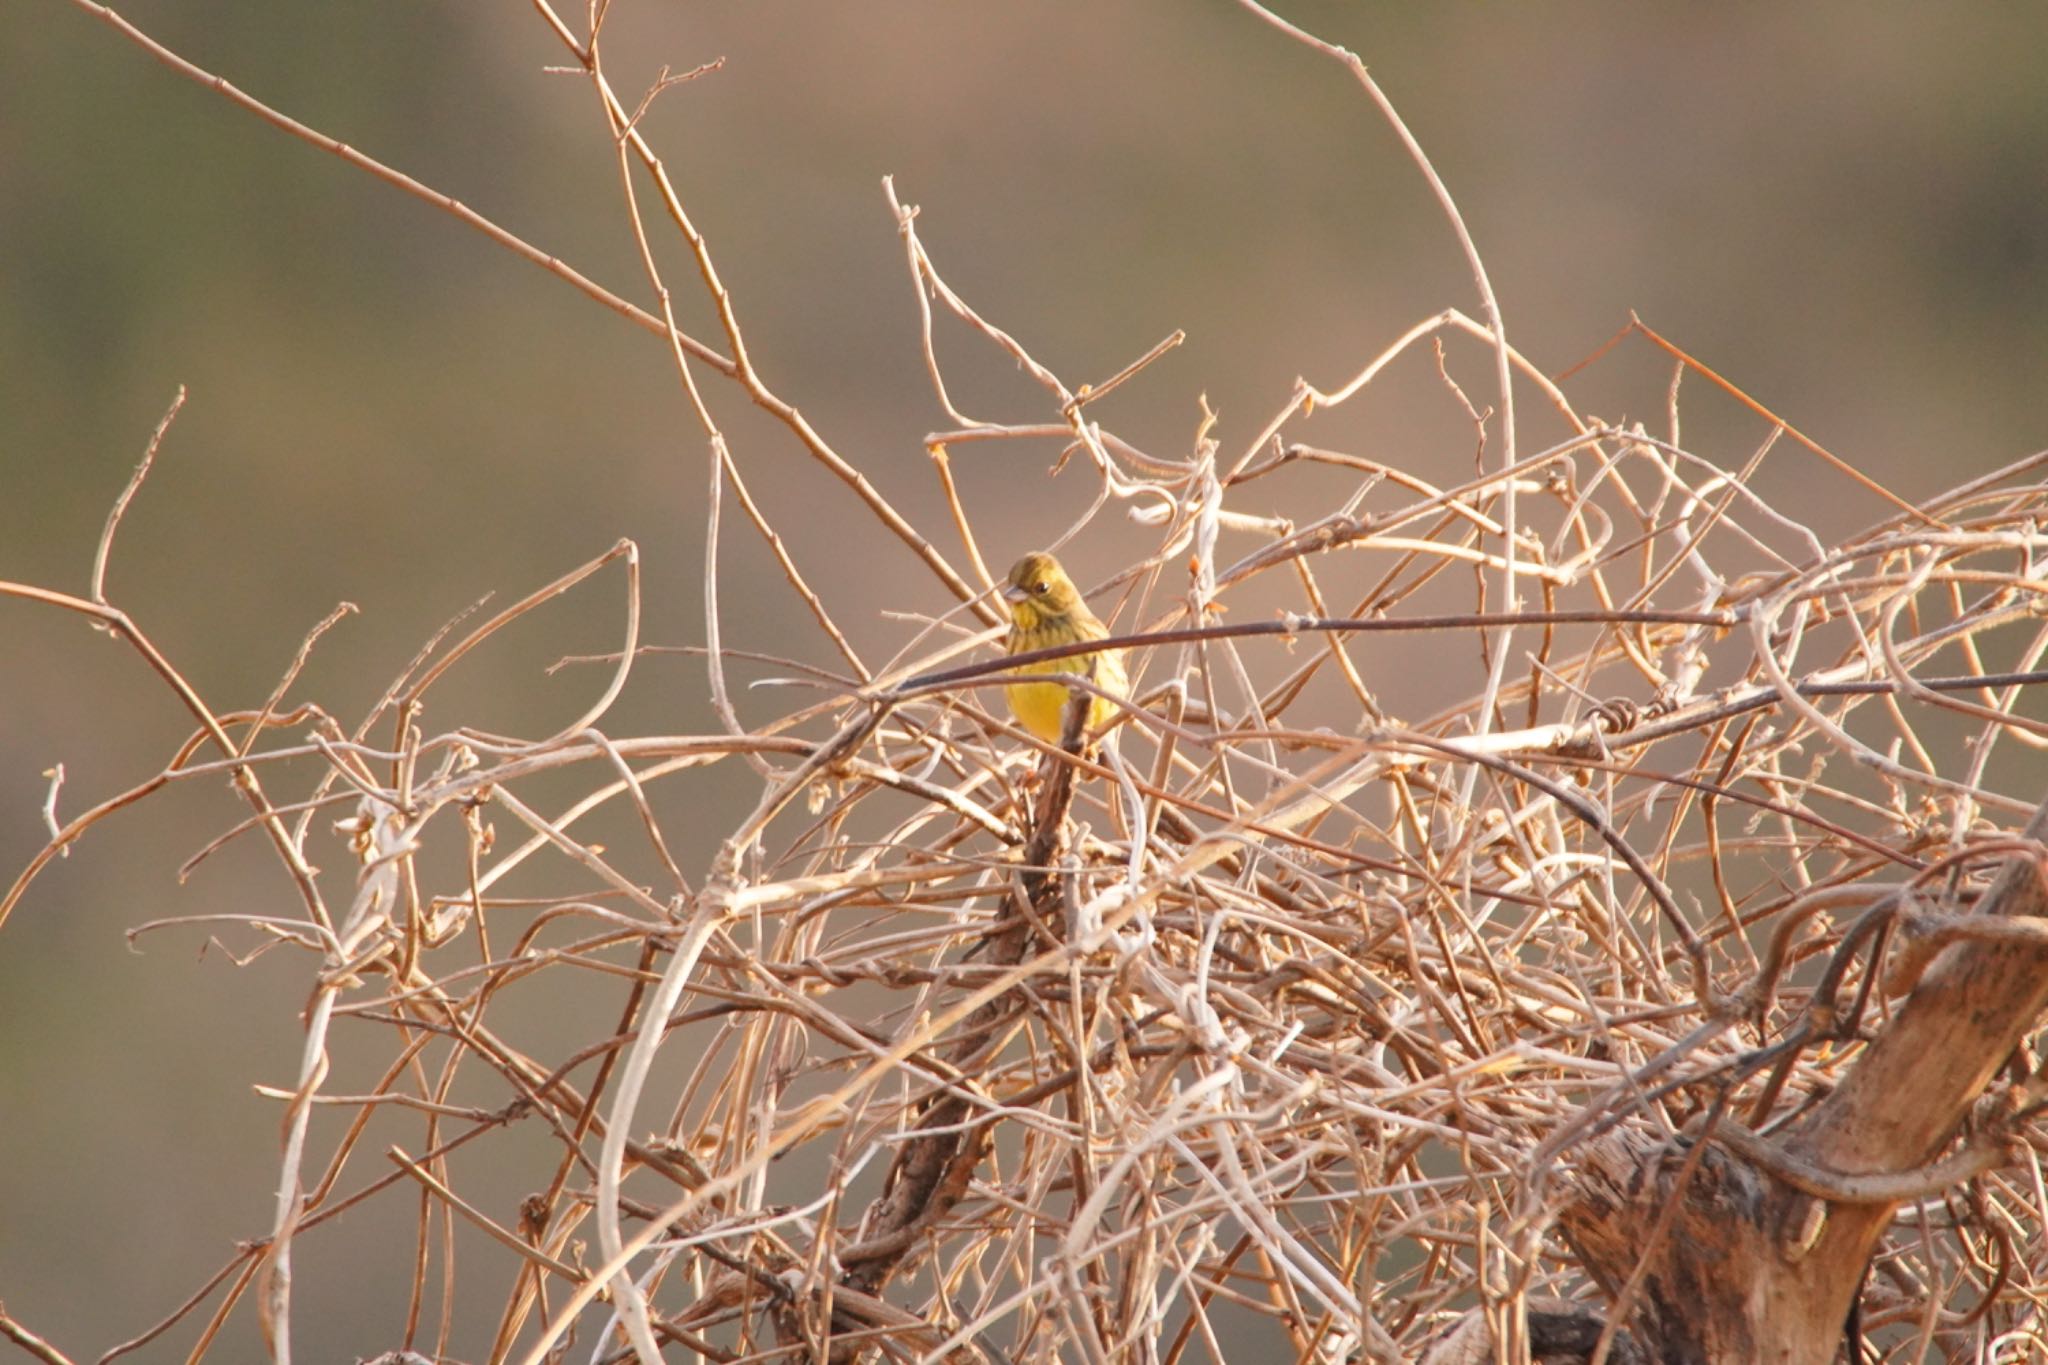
xmin=1002 ymin=628 xmax=1127 ymax=744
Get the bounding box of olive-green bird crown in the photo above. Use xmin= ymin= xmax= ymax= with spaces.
xmin=1005 ymin=551 xmax=1082 ymax=611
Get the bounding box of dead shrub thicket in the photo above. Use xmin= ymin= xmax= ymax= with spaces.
xmin=10 ymin=5 xmax=2048 ymax=1365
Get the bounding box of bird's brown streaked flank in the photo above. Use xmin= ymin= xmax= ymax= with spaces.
xmin=1001 ymin=550 xmax=1129 ymax=746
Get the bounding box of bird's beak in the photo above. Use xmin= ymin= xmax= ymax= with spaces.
xmin=1002 ymin=583 xmax=1028 ymax=604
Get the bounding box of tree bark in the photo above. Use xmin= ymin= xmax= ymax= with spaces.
xmin=1560 ymin=796 xmax=2048 ymax=1363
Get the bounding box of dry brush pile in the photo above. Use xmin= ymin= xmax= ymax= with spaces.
xmin=10 ymin=6 xmax=2048 ymax=1365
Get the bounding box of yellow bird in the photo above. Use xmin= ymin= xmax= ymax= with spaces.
xmin=1001 ymin=551 xmax=1128 ymax=745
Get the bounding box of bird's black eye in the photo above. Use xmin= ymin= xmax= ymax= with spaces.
xmin=1034 ymin=580 xmax=1049 ymax=594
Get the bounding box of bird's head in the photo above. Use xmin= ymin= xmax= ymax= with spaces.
xmin=1003 ymin=551 xmax=1083 ymax=628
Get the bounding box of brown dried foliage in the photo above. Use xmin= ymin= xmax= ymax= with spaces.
xmin=10 ymin=5 xmax=2048 ymax=1365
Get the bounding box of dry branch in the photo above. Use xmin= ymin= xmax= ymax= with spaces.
xmin=12 ymin=7 xmax=2048 ymax=1365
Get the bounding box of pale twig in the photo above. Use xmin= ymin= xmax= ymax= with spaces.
xmin=719 ymin=441 xmax=870 ymax=680
xmin=1231 ymin=39 xmax=1518 ymax=803
xmin=1626 ymin=313 xmax=1937 ymax=528
xmin=71 ymin=0 xmax=722 ymax=364
xmin=0 ymin=1306 xmax=76 ymax=1365
xmin=885 ymin=175 xmax=1074 ymax=417
xmin=0 ymin=598 xmax=331 ymax=944
xmin=386 ymin=1147 xmax=585 ymax=1281
xmin=702 ymin=434 xmax=770 ymax=774
xmin=397 ymin=539 xmax=639 ymax=747
xmin=237 ymin=602 xmax=359 ymax=761
xmin=91 ymin=385 xmax=182 ymax=606
xmin=39 ymin=764 xmax=65 ymax=852
xmin=1068 ymin=329 xmax=1186 ymax=414
xmin=538 ymin=19 xmax=988 ymax=621
xmin=930 ymin=442 xmax=999 ymax=598
xmin=594 ymin=70 xmax=769 ymax=782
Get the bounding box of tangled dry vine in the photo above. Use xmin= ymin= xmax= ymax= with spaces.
xmin=9 ymin=5 xmax=2048 ymax=1365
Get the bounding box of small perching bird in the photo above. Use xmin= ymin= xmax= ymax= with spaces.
xmin=1000 ymin=550 xmax=1128 ymax=746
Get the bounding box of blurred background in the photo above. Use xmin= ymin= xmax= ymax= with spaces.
xmin=4 ymin=2 xmax=2046 ymax=1358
